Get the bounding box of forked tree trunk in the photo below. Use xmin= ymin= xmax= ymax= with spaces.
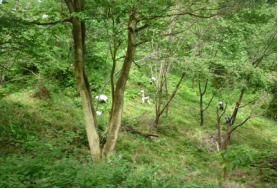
xmin=154 ymin=63 xmax=166 ymax=129
xmin=152 ymin=72 xmax=186 ymax=129
xmin=216 ymin=105 xmax=229 ymax=180
xmin=66 ymin=2 xmax=139 ymax=159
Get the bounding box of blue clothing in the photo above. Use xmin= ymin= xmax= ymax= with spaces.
xmin=225 ymin=116 xmax=232 ymax=125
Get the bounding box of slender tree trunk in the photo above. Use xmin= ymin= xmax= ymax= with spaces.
xmin=165 ymin=76 xmax=169 ymax=116
xmin=0 ymin=70 xmax=4 ymax=85
xmin=216 ymin=103 xmax=229 ymax=179
xmin=216 ymin=107 xmax=221 ymax=151
xmin=199 ymin=76 xmax=208 ymax=126
xmin=153 ymin=72 xmax=186 ymax=129
xmin=164 ymin=16 xmax=175 ymax=116
xmin=200 ymin=96 xmax=204 ymax=125
xmin=199 ymin=77 xmax=203 ymax=126
xmin=164 ymin=63 xmax=171 ymax=116
xmin=222 ymin=123 xmax=230 ymax=181
xmin=153 ymin=64 xmax=165 ymax=129
xmin=191 ymin=77 xmax=195 ymax=89
xmin=230 ymin=89 xmax=245 ymax=125
xmin=102 ymin=10 xmax=138 ymax=158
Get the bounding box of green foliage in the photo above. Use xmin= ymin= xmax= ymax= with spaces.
xmin=0 ymin=0 xmax=276 ymax=188
xmin=0 ymin=155 xmax=209 ymax=188
xmin=253 ymin=150 xmax=277 ymax=183
xmin=219 ymin=145 xmax=255 ymax=173
xmin=265 ymin=80 xmax=277 ymax=119
xmin=0 ymin=100 xmax=36 ymax=143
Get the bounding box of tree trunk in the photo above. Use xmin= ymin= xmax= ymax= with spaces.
xmin=216 ymin=103 xmax=229 ymax=179
xmin=102 ymin=10 xmax=138 ymax=158
xmin=153 ymin=113 xmax=160 ymax=129
xmin=200 ymin=108 xmax=204 ymax=125
xmin=222 ymin=123 xmax=230 ymax=181
xmin=230 ymin=89 xmax=244 ymax=125
xmin=0 ymin=69 xmax=4 ymax=85
xmin=165 ymin=77 xmax=169 ymax=116
xmin=65 ymin=0 xmax=101 ymax=162
xmin=73 ymin=17 xmax=100 ymax=161
xmin=199 ymin=76 xmax=208 ymax=126
xmin=191 ymin=77 xmax=195 ymax=89
xmin=164 ymin=16 xmax=175 ymax=116
xmin=153 ymin=64 xmax=165 ymax=130
xmin=216 ymin=107 xmax=221 ymax=150
xmin=153 ymin=72 xmax=186 ymax=129
xmin=199 ymin=86 xmax=204 ymax=126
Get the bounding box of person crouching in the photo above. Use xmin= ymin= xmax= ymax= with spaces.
xmin=139 ymin=90 xmax=150 ymax=104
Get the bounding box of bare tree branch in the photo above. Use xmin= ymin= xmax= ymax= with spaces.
xmin=138 ymin=12 xmax=218 ymax=22
xmin=20 ymin=67 xmax=37 ymax=76
xmin=228 ymin=90 xmax=271 ymax=134
xmin=239 ymin=98 xmax=256 ymax=108
xmin=0 ymin=76 xmax=30 ymax=85
xmin=158 ymin=72 xmax=186 ymax=115
xmin=31 ymin=18 xmax=72 ymax=25
xmin=203 ymin=86 xmax=221 ymax=112
xmin=136 ymin=30 xmax=184 ymax=47
xmin=135 ymin=22 xmax=151 ymax=32
xmin=116 ymin=56 xmax=125 ymax=62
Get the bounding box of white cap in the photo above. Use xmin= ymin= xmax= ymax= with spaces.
xmin=42 ymin=14 xmax=48 ymax=19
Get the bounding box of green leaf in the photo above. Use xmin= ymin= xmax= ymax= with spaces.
xmin=227 ymin=162 xmax=236 ymax=172
xmin=217 ymin=150 xmax=226 ymax=155
xmin=220 ymin=163 xmax=227 ymax=172
xmin=248 ymin=154 xmax=254 ymax=162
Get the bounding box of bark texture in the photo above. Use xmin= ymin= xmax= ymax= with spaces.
xmin=65 ymin=0 xmax=100 ymax=161
xmin=199 ymin=77 xmax=208 ymax=126
xmin=153 ymin=72 xmax=186 ymax=129
xmin=102 ymin=10 xmax=138 ymax=158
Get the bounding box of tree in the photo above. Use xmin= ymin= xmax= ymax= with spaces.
xmin=25 ymin=0 xmax=247 ymax=160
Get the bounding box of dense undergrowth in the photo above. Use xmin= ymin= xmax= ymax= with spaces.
xmin=0 ymin=66 xmax=276 ymax=188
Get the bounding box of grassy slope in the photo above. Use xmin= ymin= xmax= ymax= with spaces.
xmin=0 ymin=71 xmax=276 ymax=188
xmin=120 ymin=72 xmax=277 ymax=188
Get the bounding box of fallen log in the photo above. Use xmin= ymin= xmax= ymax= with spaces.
xmin=123 ymin=126 xmax=159 ymax=142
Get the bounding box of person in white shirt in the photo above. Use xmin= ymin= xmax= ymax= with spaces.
xmin=139 ymin=90 xmax=150 ymax=104
xmin=150 ymin=76 xmax=156 ymax=86
xmin=218 ymin=101 xmax=223 ymax=111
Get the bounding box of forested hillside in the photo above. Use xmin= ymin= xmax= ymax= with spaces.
xmin=0 ymin=0 xmax=277 ymax=187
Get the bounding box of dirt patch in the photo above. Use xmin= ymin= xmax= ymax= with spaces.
xmin=34 ymin=86 xmax=50 ymax=99
xmin=135 ymin=116 xmax=154 ymax=129
xmin=201 ymin=132 xmax=229 ymax=152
